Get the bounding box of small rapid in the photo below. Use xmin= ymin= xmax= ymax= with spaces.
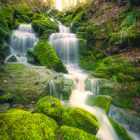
xmin=49 ymin=23 xmax=119 ymax=140
xmin=5 ymin=24 xmax=38 ymax=63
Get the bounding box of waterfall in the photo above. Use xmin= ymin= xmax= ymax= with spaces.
xmin=5 ymin=24 xmax=38 ymax=63
xmin=49 ymin=80 xmax=58 ymax=98
xmin=49 ymin=24 xmax=119 ymax=140
xmin=49 ymin=24 xmax=78 ymax=65
xmin=85 ymin=78 xmax=100 ymax=95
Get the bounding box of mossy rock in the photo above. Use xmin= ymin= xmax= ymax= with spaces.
xmin=36 ymin=96 xmax=62 ymax=122
xmin=62 ymin=107 xmax=99 ymax=134
xmin=34 ymin=41 xmax=67 ymax=73
xmin=57 ymin=126 xmax=99 ymax=140
xmin=110 ymin=119 xmax=133 ymax=140
xmin=32 ymin=19 xmax=58 ymax=36
xmin=87 ymin=95 xmax=112 ymax=113
xmin=0 ymin=109 xmax=58 ymax=140
xmin=0 ymin=64 xmax=63 ymax=105
xmin=40 ymin=29 xmax=57 ymax=40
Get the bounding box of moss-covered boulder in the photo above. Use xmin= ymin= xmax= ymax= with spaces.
xmin=87 ymin=95 xmax=112 ymax=113
xmin=57 ymin=126 xmax=99 ymax=140
xmin=0 ymin=64 xmax=64 ymax=105
xmin=36 ymin=96 xmax=62 ymax=122
xmin=32 ymin=18 xmax=58 ymax=36
xmin=34 ymin=41 xmax=67 ymax=73
xmin=62 ymin=108 xmax=99 ymax=134
xmin=110 ymin=119 xmax=133 ymax=140
xmin=0 ymin=109 xmax=58 ymax=140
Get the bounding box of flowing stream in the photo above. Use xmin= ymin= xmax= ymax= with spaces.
xmin=49 ymin=24 xmax=120 ymax=140
xmin=5 ymin=24 xmax=38 ymax=63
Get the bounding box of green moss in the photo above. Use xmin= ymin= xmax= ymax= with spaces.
xmin=0 ymin=93 xmax=13 ymax=103
xmin=87 ymin=95 xmax=112 ymax=113
xmin=110 ymin=119 xmax=133 ymax=140
xmin=62 ymin=108 xmax=99 ymax=134
xmin=94 ymin=55 xmax=137 ymax=82
xmin=36 ymin=96 xmax=62 ymax=122
xmin=32 ymin=19 xmax=58 ymax=36
xmin=40 ymin=29 xmax=57 ymax=40
xmin=57 ymin=126 xmax=99 ymax=140
xmin=34 ymin=41 xmax=67 ymax=73
xmin=0 ymin=109 xmax=57 ymax=140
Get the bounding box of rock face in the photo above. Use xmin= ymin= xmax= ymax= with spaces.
xmin=0 ymin=64 xmax=63 ymax=105
xmin=109 ymin=105 xmax=140 ymax=138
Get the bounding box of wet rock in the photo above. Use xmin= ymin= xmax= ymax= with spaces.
xmin=61 ymin=77 xmax=74 ymax=100
xmin=0 ymin=64 xmax=64 ymax=105
xmin=0 ymin=103 xmax=10 ymax=112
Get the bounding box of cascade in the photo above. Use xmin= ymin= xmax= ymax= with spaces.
xmin=49 ymin=80 xmax=58 ymax=98
xmin=5 ymin=24 xmax=38 ymax=63
xmin=49 ymin=24 xmax=78 ymax=65
xmin=49 ymin=24 xmax=119 ymax=140
xmin=85 ymin=78 xmax=100 ymax=95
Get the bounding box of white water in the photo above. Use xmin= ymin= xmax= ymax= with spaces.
xmin=49 ymin=24 xmax=78 ymax=64
xmin=49 ymin=24 xmax=119 ymax=140
xmin=49 ymin=80 xmax=58 ymax=98
xmin=5 ymin=24 xmax=38 ymax=63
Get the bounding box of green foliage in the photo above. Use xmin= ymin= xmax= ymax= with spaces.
xmin=17 ymin=15 xmax=30 ymax=23
xmin=13 ymin=3 xmax=32 ymax=17
xmin=36 ymin=96 xmax=62 ymax=122
xmin=110 ymin=12 xmax=139 ymax=44
xmin=0 ymin=109 xmax=57 ymax=140
xmin=110 ymin=119 xmax=132 ymax=140
xmin=87 ymin=95 xmax=112 ymax=113
xmin=94 ymin=56 xmax=136 ymax=82
xmin=72 ymin=11 xmax=86 ymax=26
xmin=62 ymin=107 xmax=99 ymax=134
xmin=0 ymin=42 xmax=10 ymax=62
xmin=57 ymin=126 xmax=99 ymax=140
xmin=34 ymin=41 xmax=67 ymax=73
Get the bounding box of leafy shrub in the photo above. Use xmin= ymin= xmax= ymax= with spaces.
xmin=32 ymin=18 xmax=58 ymax=36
